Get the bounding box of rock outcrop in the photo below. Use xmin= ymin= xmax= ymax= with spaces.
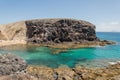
xmin=0 ymin=53 xmax=27 ymax=75
xmin=0 ymin=53 xmax=120 ymax=80
xmin=0 ymin=18 xmax=99 ymax=43
xmin=25 ymin=19 xmax=99 ymax=43
xmin=27 ymin=63 xmax=120 ymax=80
xmin=0 ymin=18 xmax=115 ymax=48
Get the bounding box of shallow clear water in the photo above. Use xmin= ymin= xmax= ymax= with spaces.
xmin=0 ymin=32 xmax=120 ymax=68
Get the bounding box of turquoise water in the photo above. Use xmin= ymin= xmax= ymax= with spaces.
xmin=0 ymin=32 xmax=120 ymax=68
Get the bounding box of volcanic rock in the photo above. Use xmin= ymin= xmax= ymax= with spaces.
xmin=25 ymin=19 xmax=99 ymax=43
xmin=0 ymin=18 xmax=99 ymax=43
xmin=0 ymin=53 xmax=27 ymax=75
xmin=26 ymin=63 xmax=120 ymax=80
xmin=0 ymin=53 xmax=120 ymax=80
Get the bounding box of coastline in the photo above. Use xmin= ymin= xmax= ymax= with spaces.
xmin=26 ymin=63 xmax=120 ymax=80
xmin=0 ymin=40 xmax=115 ymax=54
xmin=0 ymin=40 xmax=115 ymax=48
xmin=0 ymin=53 xmax=120 ymax=80
xmin=0 ymin=40 xmax=27 ymax=47
xmin=0 ymin=40 xmax=118 ymax=80
xmin=1 ymin=62 xmax=120 ymax=80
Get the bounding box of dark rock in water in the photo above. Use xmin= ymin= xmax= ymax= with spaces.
xmin=25 ymin=19 xmax=99 ymax=43
xmin=77 ymin=58 xmax=87 ymax=61
xmin=0 ymin=53 xmax=27 ymax=75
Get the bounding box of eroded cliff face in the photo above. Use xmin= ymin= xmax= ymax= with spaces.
xmin=0 ymin=21 xmax=26 ymax=40
xmin=0 ymin=19 xmax=99 ymax=43
xmin=25 ymin=19 xmax=99 ymax=43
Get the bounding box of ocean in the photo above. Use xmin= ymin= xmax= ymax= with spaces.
xmin=0 ymin=32 xmax=120 ymax=68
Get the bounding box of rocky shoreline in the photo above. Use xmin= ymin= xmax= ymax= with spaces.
xmin=0 ymin=53 xmax=120 ymax=80
xmin=0 ymin=18 xmax=118 ymax=80
xmin=27 ymin=63 xmax=120 ymax=80
xmin=35 ymin=40 xmax=115 ymax=49
xmin=30 ymin=40 xmax=115 ymax=54
xmin=0 ymin=18 xmax=115 ymax=52
xmin=0 ymin=40 xmax=115 ymax=54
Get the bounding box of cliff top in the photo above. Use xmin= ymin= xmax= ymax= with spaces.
xmin=26 ymin=18 xmax=95 ymax=28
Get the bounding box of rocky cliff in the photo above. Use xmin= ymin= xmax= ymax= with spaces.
xmin=26 ymin=19 xmax=99 ymax=43
xmin=0 ymin=19 xmax=99 ymax=43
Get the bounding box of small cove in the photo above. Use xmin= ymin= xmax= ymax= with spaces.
xmin=0 ymin=32 xmax=120 ymax=68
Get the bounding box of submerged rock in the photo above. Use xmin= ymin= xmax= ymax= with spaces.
xmin=0 ymin=53 xmax=27 ymax=75
xmin=100 ymin=40 xmax=116 ymax=46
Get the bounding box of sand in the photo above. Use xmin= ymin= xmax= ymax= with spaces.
xmin=0 ymin=40 xmax=27 ymax=47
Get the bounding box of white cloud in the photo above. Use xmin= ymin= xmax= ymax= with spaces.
xmin=110 ymin=22 xmax=119 ymax=25
xmin=96 ymin=21 xmax=120 ymax=32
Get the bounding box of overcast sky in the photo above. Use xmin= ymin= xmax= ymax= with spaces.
xmin=0 ymin=0 xmax=120 ymax=32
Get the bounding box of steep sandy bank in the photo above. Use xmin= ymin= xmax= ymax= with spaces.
xmin=0 ymin=21 xmax=26 ymax=40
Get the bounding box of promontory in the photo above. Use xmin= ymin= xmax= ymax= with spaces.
xmin=0 ymin=18 xmax=115 ymax=48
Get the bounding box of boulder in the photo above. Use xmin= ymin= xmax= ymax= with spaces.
xmin=0 ymin=53 xmax=27 ymax=75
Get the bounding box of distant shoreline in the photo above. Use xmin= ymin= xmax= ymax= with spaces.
xmin=96 ymin=31 xmax=120 ymax=33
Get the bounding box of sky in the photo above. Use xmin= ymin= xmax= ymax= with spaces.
xmin=0 ymin=0 xmax=120 ymax=32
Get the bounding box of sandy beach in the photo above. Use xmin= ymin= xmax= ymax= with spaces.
xmin=0 ymin=40 xmax=27 ymax=47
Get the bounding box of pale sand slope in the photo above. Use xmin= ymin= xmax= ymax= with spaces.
xmin=0 ymin=40 xmax=26 ymax=47
xmin=0 ymin=21 xmax=27 ymax=40
xmin=0 ymin=21 xmax=27 ymax=47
